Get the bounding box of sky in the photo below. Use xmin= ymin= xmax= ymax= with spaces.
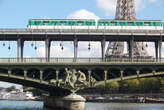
xmin=0 ymin=0 xmax=164 ymax=88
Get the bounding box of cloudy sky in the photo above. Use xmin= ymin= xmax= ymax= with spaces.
xmin=0 ymin=0 xmax=163 ymax=88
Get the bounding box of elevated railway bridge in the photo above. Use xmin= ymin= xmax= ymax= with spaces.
xmin=0 ymin=28 xmax=164 ymax=109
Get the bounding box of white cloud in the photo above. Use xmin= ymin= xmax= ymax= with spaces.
xmin=96 ymin=0 xmax=116 ymax=16
xmin=67 ymin=9 xmax=100 ymax=20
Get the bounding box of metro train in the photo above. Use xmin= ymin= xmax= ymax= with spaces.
xmin=27 ymin=19 xmax=163 ymax=30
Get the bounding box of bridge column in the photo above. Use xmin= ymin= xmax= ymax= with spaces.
xmin=8 ymin=70 xmax=11 ymax=77
xmin=152 ymin=70 xmax=156 ymax=75
xmin=104 ymin=70 xmax=108 ymax=89
xmin=128 ymin=36 xmax=134 ymax=61
xmin=56 ymin=70 xmax=59 ymax=86
xmin=88 ymin=70 xmax=92 ymax=87
xmin=40 ymin=70 xmax=43 ymax=83
xmin=24 ymin=70 xmax=27 ymax=80
xmin=74 ymin=37 xmax=78 ymax=62
xmin=159 ymin=37 xmax=162 ymax=62
xmin=136 ymin=70 xmax=140 ymax=78
xmin=101 ymin=37 xmax=106 ymax=61
xmin=44 ymin=94 xmax=86 ymax=110
xmin=155 ymin=41 xmax=159 ymax=62
xmin=120 ymin=70 xmax=124 ymax=80
xmin=17 ymin=38 xmax=24 ymax=61
xmin=45 ymin=38 xmax=51 ymax=62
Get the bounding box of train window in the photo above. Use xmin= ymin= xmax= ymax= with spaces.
xmin=120 ymin=21 xmax=124 ymax=26
xmin=83 ymin=21 xmax=87 ymax=26
xmin=110 ymin=22 xmax=115 ymax=26
xmin=142 ymin=21 xmax=144 ymax=26
xmin=43 ymin=21 xmax=49 ymax=25
xmin=39 ymin=21 xmax=43 ymax=25
xmin=91 ymin=21 xmax=96 ymax=26
xmin=144 ymin=22 xmax=150 ymax=26
xmin=107 ymin=21 xmax=111 ymax=26
xmin=128 ymin=22 xmax=133 ymax=26
xmin=29 ymin=21 xmax=35 ymax=25
xmin=155 ymin=22 xmax=158 ymax=26
xmin=125 ymin=21 xmax=128 ymax=26
xmin=74 ymin=21 xmax=78 ymax=26
xmin=35 ymin=21 xmax=40 ymax=25
xmin=133 ymin=21 xmax=137 ymax=26
xmin=48 ymin=21 xmax=52 ymax=25
xmin=116 ymin=21 xmax=120 ymax=26
xmin=57 ymin=21 xmax=61 ymax=26
xmin=98 ymin=21 xmax=103 ymax=26
xmin=52 ymin=21 xmax=56 ymax=25
xmin=150 ymin=22 xmax=154 ymax=26
xmin=65 ymin=21 xmax=69 ymax=26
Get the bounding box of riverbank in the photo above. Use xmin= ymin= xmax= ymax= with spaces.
xmin=83 ymin=93 xmax=164 ymax=103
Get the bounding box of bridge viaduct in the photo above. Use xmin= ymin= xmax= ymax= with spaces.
xmin=0 ymin=29 xmax=164 ymax=61
xmin=0 ymin=28 xmax=164 ymax=110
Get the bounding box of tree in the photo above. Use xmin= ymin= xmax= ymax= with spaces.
xmin=6 ymin=86 xmax=16 ymax=92
xmin=106 ymin=81 xmax=120 ymax=93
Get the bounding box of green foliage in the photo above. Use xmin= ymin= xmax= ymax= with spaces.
xmin=106 ymin=81 xmax=119 ymax=93
xmin=101 ymin=77 xmax=164 ymax=93
xmin=6 ymin=86 xmax=16 ymax=92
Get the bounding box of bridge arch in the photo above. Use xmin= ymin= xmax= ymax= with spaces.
xmin=140 ymin=68 xmax=153 ymax=74
xmin=27 ymin=68 xmax=40 ymax=80
xmin=123 ymin=68 xmax=137 ymax=77
xmin=108 ymin=68 xmax=121 ymax=80
xmin=11 ymin=68 xmax=24 ymax=77
xmin=0 ymin=68 xmax=8 ymax=74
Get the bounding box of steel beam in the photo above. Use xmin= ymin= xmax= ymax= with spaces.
xmin=155 ymin=41 xmax=159 ymax=62
xmin=128 ymin=36 xmax=134 ymax=60
xmin=17 ymin=38 xmax=24 ymax=61
xmin=159 ymin=36 xmax=162 ymax=62
xmin=88 ymin=70 xmax=92 ymax=87
xmin=45 ymin=38 xmax=51 ymax=62
xmin=74 ymin=37 xmax=78 ymax=62
xmin=101 ymin=37 xmax=106 ymax=61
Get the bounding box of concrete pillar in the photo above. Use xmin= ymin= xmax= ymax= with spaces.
xmin=128 ymin=36 xmax=134 ymax=61
xmin=74 ymin=37 xmax=78 ymax=62
xmin=17 ymin=38 xmax=24 ymax=61
xmin=159 ymin=37 xmax=162 ymax=62
xmin=155 ymin=41 xmax=159 ymax=62
xmin=45 ymin=38 xmax=51 ymax=62
xmin=44 ymin=94 xmax=86 ymax=110
xmin=24 ymin=70 xmax=27 ymax=80
xmin=40 ymin=70 xmax=43 ymax=83
xmin=101 ymin=37 xmax=106 ymax=61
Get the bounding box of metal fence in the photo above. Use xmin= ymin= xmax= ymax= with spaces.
xmin=0 ymin=57 xmax=161 ymax=63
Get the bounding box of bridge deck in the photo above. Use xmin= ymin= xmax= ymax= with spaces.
xmin=0 ymin=29 xmax=163 ymax=41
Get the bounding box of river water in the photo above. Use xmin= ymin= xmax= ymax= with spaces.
xmin=0 ymin=100 xmax=164 ymax=110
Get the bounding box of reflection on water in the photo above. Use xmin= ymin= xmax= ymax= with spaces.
xmin=0 ymin=100 xmax=164 ymax=110
xmin=86 ymin=103 xmax=164 ymax=110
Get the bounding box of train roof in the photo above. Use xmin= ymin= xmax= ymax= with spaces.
xmin=29 ymin=19 xmax=163 ymax=22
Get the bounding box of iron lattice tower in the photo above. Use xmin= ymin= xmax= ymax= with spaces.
xmin=106 ymin=0 xmax=149 ymax=58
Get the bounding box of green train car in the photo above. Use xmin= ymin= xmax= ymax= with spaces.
xmin=28 ymin=19 xmax=163 ymax=30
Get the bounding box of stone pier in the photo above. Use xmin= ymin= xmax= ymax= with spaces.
xmin=44 ymin=94 xmax=86 ymax=110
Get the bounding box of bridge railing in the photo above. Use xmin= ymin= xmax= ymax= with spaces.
xmin=0 ymin=28 xmax=163 ymax=34
xmin=0 ymin=57 xmax=160 ymax=63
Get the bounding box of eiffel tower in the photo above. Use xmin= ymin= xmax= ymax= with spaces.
xmin=105 ymin=0 xmax=149 ymax=58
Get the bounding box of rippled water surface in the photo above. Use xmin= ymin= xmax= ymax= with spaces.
xmin=0 ymin=100 xmax=164 ymax=110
